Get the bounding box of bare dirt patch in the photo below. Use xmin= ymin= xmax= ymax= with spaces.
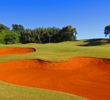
xmin=0 ymin=57 xmax=110 ymax=100
xmin=0 ymin=47 xmax=35 ymax=55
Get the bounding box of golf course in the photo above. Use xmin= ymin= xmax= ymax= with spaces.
xmin=0 ymin=39 xmax=110 ymax=100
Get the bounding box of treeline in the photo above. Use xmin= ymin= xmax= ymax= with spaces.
xmin=0 ymin=24 xmax=77 ymax=44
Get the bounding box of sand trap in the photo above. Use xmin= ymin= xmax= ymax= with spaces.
xmin=0 ymin=47 xmax=35 ymax=55
xmin=0 ymin=57 xmax=110 ymax=100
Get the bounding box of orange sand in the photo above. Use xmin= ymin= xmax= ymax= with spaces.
xmin=0 ymin=47 xmax=35 ymax=55
xmin=0 ymin=57 xmax=110 ymax=100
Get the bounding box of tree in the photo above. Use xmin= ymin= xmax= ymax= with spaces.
xmin=51 ymin=25 xmax=78 ymax=43
xmin=104 ymin=25 xmax=110 ymax=38
xmin=12 ymin=24 xmax=19 ymax=31
xmin=0 ymin=23 xmax=77 ymax=44
xmin=18 ymin=24 xmax=24 ymax=32
xmin=0 ymin=31 xmax=9 ymax=44
xmin=20 ymin=29 xmax=32 ymax=43
xmin=71 ymin=28 xmax=77 ymax=40
xmin=0 ymin=24 xmax=10 ymax=32
xmin=12 ymin=24 xmax=24 ymax=33
xmin=4 ymin=32 xmax=19 ymax=44
xmin=62 ymin=25 xmax=77 ymax=40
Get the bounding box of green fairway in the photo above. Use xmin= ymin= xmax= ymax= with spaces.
xmin=0 ymin=38 xmax=110 ymax=100
xmin=0 ymin=38 xmax=110 ymax=63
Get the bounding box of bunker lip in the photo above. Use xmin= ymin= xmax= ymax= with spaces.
xmin=0 ymin=47 xmax=36 ymax=55
xmin=0 ymin=57 xmax=110 ymax=100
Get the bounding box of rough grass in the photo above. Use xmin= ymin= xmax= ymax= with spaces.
xmin=0 ymin=81 xmax=88 ymax=100
xmin=0 ymin=38 xmax=110 ymax=100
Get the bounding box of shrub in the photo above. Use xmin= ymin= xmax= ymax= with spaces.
xmin=4 ymin=32 xmax=19 ymax=44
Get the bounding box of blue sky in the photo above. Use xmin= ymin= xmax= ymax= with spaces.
xmin=0 ymin=0 xmax=110 ymax=40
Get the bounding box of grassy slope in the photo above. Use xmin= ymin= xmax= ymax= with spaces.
xmin=0 ymin=81 xmax=88 ymax=100
xmin=0 ymin=38 xmax=110 ymax=63
xmin=0 ymin=38 xmax=110 ymax=100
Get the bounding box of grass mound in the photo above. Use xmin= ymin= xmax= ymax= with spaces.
xmin=77 ymin=38 xmax=110 ymax=46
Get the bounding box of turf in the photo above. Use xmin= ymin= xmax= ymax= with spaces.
xmin=0 ymin=81 xmax=88 ymax=100
xmin=0 ymin=38 xmax=110 ymax=63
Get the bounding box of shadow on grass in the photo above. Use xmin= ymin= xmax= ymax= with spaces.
xmin=78 ymin=38 xmax=110 ymax=46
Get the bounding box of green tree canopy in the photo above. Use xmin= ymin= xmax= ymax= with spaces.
xmin=0 ymin=24 xmax=10 ymax=31
xmin=104 ymin=25 xmax=110 ymax=38
xmin=0 ymin=24 xmax=78 ymax=44
xmin=4 ymin=32 xmax=20 ymax=44
xmin=62 ymin=25 xmax=77 ymax=40
xmin=12 ymin=24 xmax=24 ymax=33
xmin=51 ymin=25 xmax=77 ymax=42
xmin=0 ymin=31 xmax=19 ymax=44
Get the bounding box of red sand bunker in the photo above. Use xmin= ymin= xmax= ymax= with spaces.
xmin=0 ymin=57 xmax=110 ymax=100
xmin=0 ymin=47 xmax=35 ymax=55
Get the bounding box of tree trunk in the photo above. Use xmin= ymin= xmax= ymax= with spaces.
xmin=75 ymin=33 xmax=76 ymax=40
xmin=49 ymin=38 xmax=51 ymax=43
xmin=73 ymin=33 xmax=75 ymax=40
